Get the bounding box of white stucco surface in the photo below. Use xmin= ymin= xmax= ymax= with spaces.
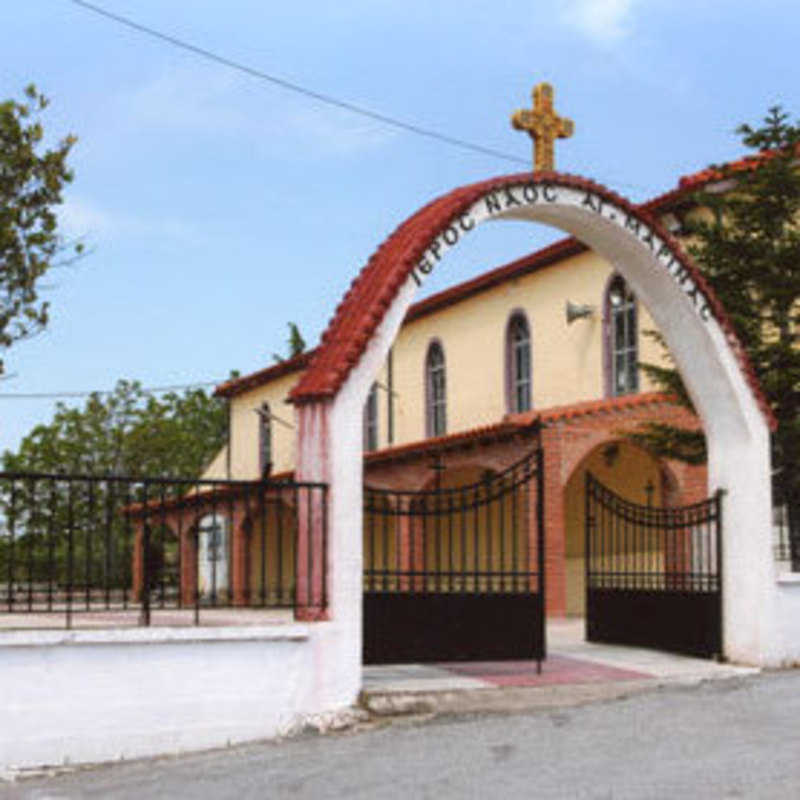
xmin=0 ymin=622 xmax=353 ymax=771
xmin=775 ymin=580 xmax=800 ymax=665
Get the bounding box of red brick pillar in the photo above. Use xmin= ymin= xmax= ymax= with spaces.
xmin=539 ymin=426 xmax=567 ymax=617
xmin=180 ymin=519 xmax=197 ymax=606
xmin=295 ymin=485 xmax=328 ymax=621
xmin=230 ymin=507 xmax=250 ymax=607
xmin=131 ymin=518 xmax=144 ymax=602
xmin=398 ymin=499 xmax=412 ymax=591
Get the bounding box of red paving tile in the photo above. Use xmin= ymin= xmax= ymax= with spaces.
xmin=441 ymin=655 xmax=652 ymax=687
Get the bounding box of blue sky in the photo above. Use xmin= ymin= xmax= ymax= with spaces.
xmin=2 ymin=0 xmax=798 ymax=455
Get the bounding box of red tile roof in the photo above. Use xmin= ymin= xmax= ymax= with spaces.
xmin=215 ymin=350 xmax=315 ymax=398
xmin=363 ymin=418 xmax=539 ymax=465
xmin=677 ymin=144 xmax=800 ymax=191
xmin=511 ymin=391 xmax=684 ymax=426
xmin=363 ymin=393 xmax=695 ymax=466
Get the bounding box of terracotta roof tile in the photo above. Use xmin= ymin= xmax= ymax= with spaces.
xmin=510 ymin=392 xmax=681 ymax=426
xmin=363 ymin=418 xmax=538 ymax=465
xmin=214 ymin=350 xmax=315 ymax=398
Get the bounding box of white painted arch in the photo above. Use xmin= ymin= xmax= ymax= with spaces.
xmin=293 ymin=174 xmax=779 ymax=687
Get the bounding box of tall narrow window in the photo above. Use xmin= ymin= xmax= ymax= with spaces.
xmin=363 ymin=382 xmax=378 ymax=452
xmin=258 ymin=402 xmax=272 ymax=477
xmin=425 ymin=341 xmax=447 ymax=437
xmin=606 ymin=275 xmax=638 ymax=396
xmin=506 ymin=312 xmax=532 ymax=413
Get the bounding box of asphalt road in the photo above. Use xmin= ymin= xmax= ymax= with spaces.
xmin=3 ymin=671 xmax=800 ymax=799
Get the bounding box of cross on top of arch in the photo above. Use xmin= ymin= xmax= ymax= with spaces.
xmin=511 ymin=83 xmax=574 ymax=172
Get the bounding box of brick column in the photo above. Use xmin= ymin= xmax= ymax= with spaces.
xmin=295 ymin=483 xmax=329 ymax=621
xmin=230 ymin=507 xmax=250 ymax=607
xmin=131 ymin=519 xmax=144 ymax=602
xmin=397 ymin=499 xmax=412 ymax=591
xmin=539 ymin=426 xmax=567 ymax=616
xmin=180 ymin=519 xmax=197 ymax=607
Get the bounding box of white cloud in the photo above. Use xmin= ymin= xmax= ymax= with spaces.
xmin=59 ymin=196 xmax=198 ymax=245
xmin=560 ymin=0 xmax=640 ymax=44
xmin=119 ymin=65 xmax=396 ymax=159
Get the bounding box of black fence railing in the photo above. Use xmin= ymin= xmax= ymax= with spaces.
xmin=0 ymin=471 xmax=328 ymax=629
xmin=586 ymin=473 xmax=723 ymax=594
xmin=773 ymin=503 xmax=800 ymax=571
xmin=363 ymin=451 xmax=541 ymax=595
xmin=362 ymin=449 xmax=546 ymax=665
xmin=585 ymin=473 xmax=723 ymax=658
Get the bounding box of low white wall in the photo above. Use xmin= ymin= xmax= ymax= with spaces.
xmin=775 ymin=576 xmax=800 ymax=666
xmin=0 ymin=622 xmax=356 ymax=771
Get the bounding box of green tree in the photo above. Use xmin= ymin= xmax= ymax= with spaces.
xmin=0 ymin=381 xmax=229 ymax=592
xmin=0 ymin=85 xmax=81 ymax=374
xmin=2 ymin=379 xmax=228 ymax=478
xmin=272 ymin=322 xmax=306 ymax=363
xmin=635 ymin=106 xmax=800 ymax=515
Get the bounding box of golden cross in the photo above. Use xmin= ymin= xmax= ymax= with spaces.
xmin=511 ymin=83 xmax=574 ymax=172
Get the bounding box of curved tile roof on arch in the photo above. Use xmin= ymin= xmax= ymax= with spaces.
xmin=287 ymin=171 xmax=775 ymax=431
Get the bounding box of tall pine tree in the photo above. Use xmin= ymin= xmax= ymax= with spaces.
xmin=636 ymin=107 xmax=800 ymax=538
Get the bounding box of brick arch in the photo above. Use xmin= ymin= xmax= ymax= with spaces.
xmin=563 ymin=435 xmax=679 ymax=501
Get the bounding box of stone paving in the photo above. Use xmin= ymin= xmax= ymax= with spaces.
xmin=362 ymin=618 xmax=758 ymax=697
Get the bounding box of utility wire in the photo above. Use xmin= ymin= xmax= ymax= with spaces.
xmin=68 ymin=0 xmax=529 ymax=167
xmin=0 ymin=380 xmax=225 ymax=400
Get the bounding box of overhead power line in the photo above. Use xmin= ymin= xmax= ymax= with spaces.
xmin=68 ymin=0 xmax=529 ymax=167
xmin=0 ymin=380 xmax=225 ymax=400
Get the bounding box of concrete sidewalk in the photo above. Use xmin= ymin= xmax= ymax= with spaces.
xmin=360 ymin=618 xmax=758 ymax=716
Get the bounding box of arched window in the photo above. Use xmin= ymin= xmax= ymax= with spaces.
xmin=425 ymin=341 xmax=446 ymax=437
xmin=197 ymin=513 xmax=228 ymax=598
xmin=363 ymin=382 xmax=378 ymax=452
xmin=605 ymin=275 xmax=638 ymax=397
xmin=258 ymin=402 xmax=272 ymax=477
xmin=506 ymin=312 xmax=532 ymax=413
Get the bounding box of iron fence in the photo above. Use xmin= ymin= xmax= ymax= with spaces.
xmin=363 ymin=451 xmax=541 ymax=595
xmin=0 ymin=471 xmax=327 ymax=629
xmin=585 ymin=473 xmax=722 ymax=593
xmin=585 ymin=472 xmax=724 ymax=658
xmin=773 ymin=503 xmax=800 ymax=571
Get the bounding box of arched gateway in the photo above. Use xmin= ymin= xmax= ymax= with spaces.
xmin=289 ymin=172 xmax=777 ymax=693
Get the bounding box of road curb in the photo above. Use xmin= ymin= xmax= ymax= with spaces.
xmin=359 ymin=671 xmax=760 ymax=718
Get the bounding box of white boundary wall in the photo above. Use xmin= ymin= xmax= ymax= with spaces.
xmin=0 ymin=622 xmax=355 ymax=771
xmin=776 ymin=576 xmax=800 ymax=664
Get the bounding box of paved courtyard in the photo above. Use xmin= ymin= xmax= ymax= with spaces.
xmin=362 ymin=618 xmax=756 ymax=697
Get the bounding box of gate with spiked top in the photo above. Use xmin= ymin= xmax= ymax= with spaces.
xmin=362 ymin=449 xmax=545 ymax=666
xmin=585 ymin=472 xmax=723 ymax=659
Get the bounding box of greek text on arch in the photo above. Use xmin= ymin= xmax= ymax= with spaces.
xmin=411 ymin=183 xmax=561 ymax=286
xmin=581 ymin=190 xmax=713 ymax=323
xmin=410 ymin=214 xmax=476 ymax=286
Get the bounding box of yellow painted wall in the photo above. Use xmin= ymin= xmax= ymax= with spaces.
xmin=202 ymin=371 xmax=300 ymax=481
xmin=210 ymin=248 xmax=671 ymax=480
xmin=200 ymin=445 xmax=229 ymax=481
xmin=390 ymin=250 xmax=663 ymax=446
xmin=563 ymin=441 xmax=665 ymax=616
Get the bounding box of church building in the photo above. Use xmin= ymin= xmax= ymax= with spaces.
xmin=202 ymin=166 xmax=715 ymax=619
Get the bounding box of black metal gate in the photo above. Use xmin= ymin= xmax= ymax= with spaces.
xmin=363 ymin=450 xmax=545 ymax=665
xmin=585 ymin=472 xmax=723 ymax=659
